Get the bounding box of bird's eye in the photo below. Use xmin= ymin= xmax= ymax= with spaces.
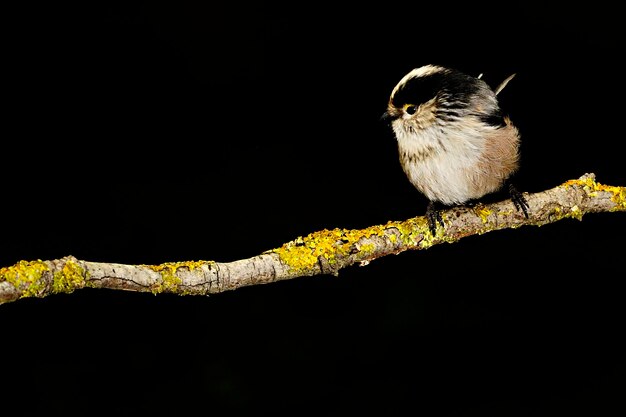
xmin=404 ymin=104 xmax=417 ymax=115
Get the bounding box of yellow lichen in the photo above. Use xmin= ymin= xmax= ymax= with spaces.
xmin=547 ymin=206 xmax=564 ymax=222
xmin=274 ymin=228 xmax=349 ymax=272
xmin=473 ymin=205 xmax=492 ymax=224
xmin=147 ymin=260 xmax=208 ymax=273
xmin=158 ymin=271 xmax=182 ymax=293
xmin=602 ymin=184 xmax=626 ymax=210
xmin=383 ymin=215 xmax=451 ymax=249
xmin=564 ymin=177 xmax=626 ymax=211
xmin=144 ymin=260 xmax=211 ymax=294
xmin=273 ymin=224 xmax=394 ymax=273
xmin=386 ymin=217 xmax=431 ymax=247
xmin=418 ymin=225 xmax=438 ymax=248
xmin=359 ymin=243 xmax=376 ymax=254
xmin=273 ymin=214 xmax=447 ymax=273
xmin=0 ymin=260 xmax=49 ymax=298
xmin=569 ymin=205 xmax=584 ymax=221
xmin=563 ymin=177 xmax=626 ymax=211
xmin=52 ymin=259 xmax=87 ymax=294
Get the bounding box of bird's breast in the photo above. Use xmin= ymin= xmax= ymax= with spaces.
xmin=395 ymin=124 xmax=490 ymax=205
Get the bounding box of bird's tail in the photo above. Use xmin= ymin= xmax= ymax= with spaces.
xmin=494 ymin=73 xmax=516 ymax=95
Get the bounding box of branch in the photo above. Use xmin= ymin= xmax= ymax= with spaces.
xmin=1 ymin=173 xmax=624 ymax=305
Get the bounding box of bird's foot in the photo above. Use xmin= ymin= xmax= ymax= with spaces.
xmin=426 ymin=201 xmax=444 ymax=236
xmin=508 ymin=183 xmax=529 ymax=218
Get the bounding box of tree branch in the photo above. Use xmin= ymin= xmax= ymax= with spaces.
xmin=1 ymin=173 xmax=624 ymax=305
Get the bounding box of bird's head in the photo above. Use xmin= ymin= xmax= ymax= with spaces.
xmin=382 ymin=65 xmax=502 ymax=136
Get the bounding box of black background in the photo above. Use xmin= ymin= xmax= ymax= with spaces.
xmin=3 ymin=2 xmax=625 ymax=416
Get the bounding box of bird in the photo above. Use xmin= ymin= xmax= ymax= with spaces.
xmin=382 ymin=64 xmax=529 ymax=235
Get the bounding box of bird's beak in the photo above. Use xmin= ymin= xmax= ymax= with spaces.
xmin=380 ymin=108 xmax=399 ymax=122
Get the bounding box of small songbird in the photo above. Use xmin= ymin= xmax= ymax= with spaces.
xmin=382 ymin=64 xmax=529 ymax=235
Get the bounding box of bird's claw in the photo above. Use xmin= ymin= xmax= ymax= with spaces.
xmin=426 ymin=201 xmax=444 ymax=236
xmin=508 ymin=184 xmax=529 ymax=218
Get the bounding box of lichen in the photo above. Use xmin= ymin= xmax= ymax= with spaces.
xmin=273 ymin=224 xmax=392 ymax=273
xmin=473 ymin=204 xmax=492 ymax=224
xmin=396 ymin=216 xmax=452 ymax=249
xmin=602 ymin=184 xmax=626 ymax=211
xmin=52 ymin=259 xmax=87 ymax=294
xmin=385 ymin=216 xmax=431 ymax=247
xmin=273 ymin=214 xmax=446 ymax=273
xmin=549 ymin=206 xmax=563 ymax=221
xmin=358 ymin=242 xmax=376 ymax=254
xmin=0 ymin=260 xmax=49 ymax=298
xmin=147 ymin=260 xmax=208 ymax=273
xmin=564 ymin=177 xmax=626 ymax=211
xmin=274 ymin=228 xmax=351 ymax=272
xmin=144 ymin=260 xmax=211 ymax=294
xmin=157 ymin=270 xmax=182 ymax=294
xmin=550 ymin=175 xmax=626 ymax=221
xmin=569 ymin=205 xmax=583 ymax=221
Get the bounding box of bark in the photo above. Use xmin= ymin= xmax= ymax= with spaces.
xmin=1 ymin=173 xmax=624 ymax=305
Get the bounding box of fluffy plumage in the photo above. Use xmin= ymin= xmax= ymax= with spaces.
xmin=383 ymin=64 xmax=528 ymax=233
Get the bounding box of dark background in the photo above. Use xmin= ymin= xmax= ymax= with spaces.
xmin=3 ymin=2 xmax=625 ymax=415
